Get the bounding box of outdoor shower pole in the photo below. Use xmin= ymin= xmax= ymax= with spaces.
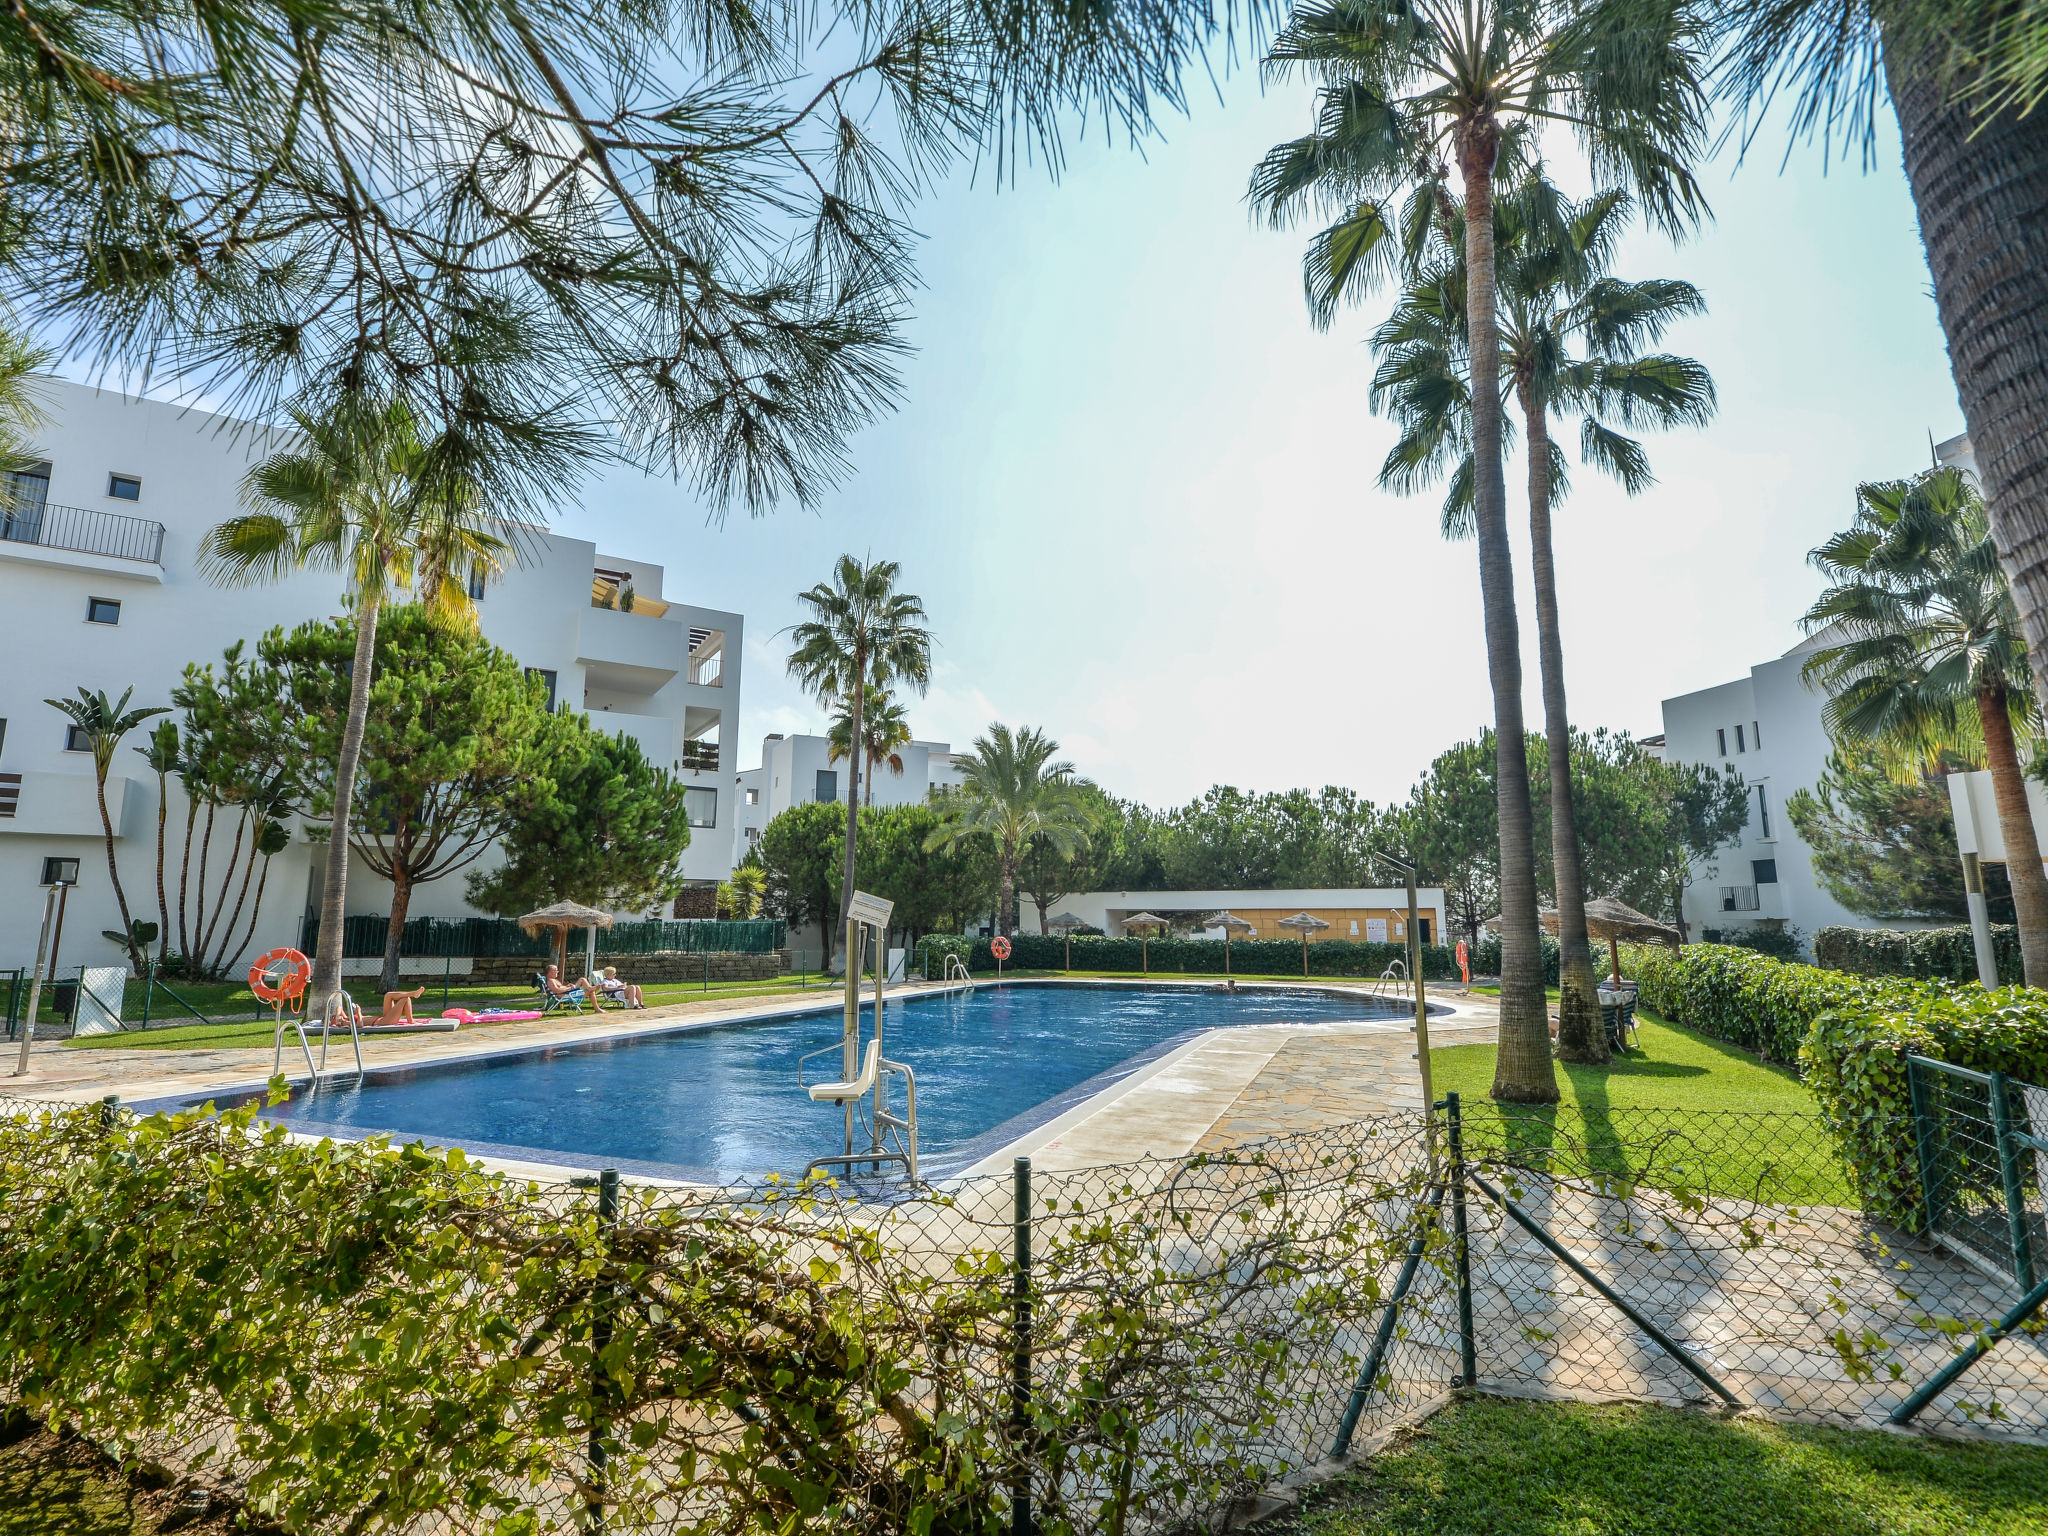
xmin=1963 ymin=852 xmax=2000 ymax=990
xmin=843 ymin=916 xmax=859 ymax=1159
xmin=872 ymin=925 xmax=886 ymax=1161
xmin=13 ymin=883 xmax=58 ymax=1076
xmin=1408 ymin=866 xmax=1433 ymax=1116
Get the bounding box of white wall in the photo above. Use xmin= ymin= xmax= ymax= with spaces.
xmin=0 ymin=381 xmax=744 ymax=970
xmin=732 ymin=731 xmax=957 ymax=862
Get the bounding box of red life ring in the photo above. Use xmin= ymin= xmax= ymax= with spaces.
xmin=250 ymin=947 xmax=312 ymax=1004
xmin=990 ymin=936 xmax=1012 ymax=962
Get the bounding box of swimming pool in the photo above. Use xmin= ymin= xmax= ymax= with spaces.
xmin=194 ymin=982 xmax=1419 ymax=1181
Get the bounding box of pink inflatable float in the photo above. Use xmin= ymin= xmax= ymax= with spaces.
xmin=441 ymin=1008 xmax=545 ymax=1025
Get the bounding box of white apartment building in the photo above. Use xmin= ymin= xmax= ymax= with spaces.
xmin=0 ymin=380 xmax=743 ymax=971
xmin=731 ymin=732 xmax=963 ymax=860
xmin=1655 ymin=432 xmax=1978 ymax=951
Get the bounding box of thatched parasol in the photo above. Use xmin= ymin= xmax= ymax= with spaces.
xmin=519 ymin=900 xmax=616 ymax=986
xmin=1540 ymin=897 xmax=1679 ymax=984
xmin=1212 ymin=911 xmax=1255 ymax=975
xmin=1276 ymin=911 xmax=1331 ymax=977
xmin=1121 ymin=912 xmax=1168 ymax=976
xmin=1047 ymin=913 xmax=1088 ymax=971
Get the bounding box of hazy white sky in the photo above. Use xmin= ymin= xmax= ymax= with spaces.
xmin=559 ymin=75 xmax=1960 ymax=811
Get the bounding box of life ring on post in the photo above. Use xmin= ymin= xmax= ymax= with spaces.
xmin=990 ymin=937 xmax=1012 ymax=963
xmin=250 ymin=947 xmax=312 ymax=1005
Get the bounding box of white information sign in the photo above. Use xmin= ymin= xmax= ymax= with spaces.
xmin=847 ymin=889 xmax=895 ymax=929
xmin=1365 ymin=918 xmax=1389 ymax=944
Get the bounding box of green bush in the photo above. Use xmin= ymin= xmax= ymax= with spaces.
xmin=1813 ymin=923 xmax=2023 ymax=986
xmin=1801 ymin=982 xmax=2048 ymax=1228
xmin=1700 ymin=925 xmax=1807 ymax=962
xmin=917 ymin=932 xmax=1466 ymax=979
xmin=1469 ymin=935 xmax=1560 ymax=986
xmin=1623 ymin=943 xmax=1864 ymax=1067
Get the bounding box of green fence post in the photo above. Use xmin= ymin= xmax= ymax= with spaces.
xmin=1011 ymin=1156 xmax=1033 ymax=1536
xmin=442 ymin=953 xmax=452 ymax=1014
xmin=1906 ymin=1055 xmax=1945 ymax=1236
xmin=3 ymin=968 xmax=18 ymax=1043
xmin=576 ymin=1167 xmax=620 ymax=1532
xmin=1445 ymin=1092 xmax=1476 ymax=1388
xmin=1987 ymin=1071 xmax=2038 ymax=1292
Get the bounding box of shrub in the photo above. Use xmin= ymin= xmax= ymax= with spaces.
xmin=1469 ymin=935 xmax=1560 ymax=986
xmin=1813 ymin=923 xmax=2023 ymax=986
xmin=1621 ymin=943 xmax=1863 ymax=1067
xmin=1700 ymin=925 xmax=1807 ymax=962
xmin=1801 ymin=982 xmax=2048 ymax=1227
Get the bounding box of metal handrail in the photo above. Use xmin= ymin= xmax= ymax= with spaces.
xmin=0 ymin=501 xmax=166 ymax=564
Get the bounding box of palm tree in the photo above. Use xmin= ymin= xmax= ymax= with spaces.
xmin=1716 ymin=0 xmax=2048 ymax=727
xmin=1801 ymin=464 xmax=2048 ymax=985
xmin=1370 ymin=174 xmax=1716 ymax=1062
xmin=136 ymin=720 xmax=179 ymax=968
xmin=200 ymin=396 xmax=508 ymax=1014
xmin=1251 ymin=0 xmax=1710 ymax=1102
xmin=827 ymin=683 xmax=914 ymax=805
xmin=44 ymin=688 xmax=170 ymax=970
xmin=786 ymin=556 xmax=933 ymax=944
xmin=927 ymin=724 xmax=1093 ymax=936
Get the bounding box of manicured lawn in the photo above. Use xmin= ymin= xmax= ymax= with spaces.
xmin=1287 ymin=1396 xmax=2048 ymax=1536
xmin=1430 ymin=1008 xmax=1853 ymax=1204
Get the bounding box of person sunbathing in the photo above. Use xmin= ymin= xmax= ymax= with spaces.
xmin=376 ymin=985 xmax=426 ymax=1026
xmin=597 ymin=967 xmax=645 ymax=1009
xmin=542 ymin=964 xmax=589 ymax=1009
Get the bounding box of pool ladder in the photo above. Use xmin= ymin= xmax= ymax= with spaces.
xmin=943 ymin=955 xmax=975 ymax=993
xmin=272 ymin=991 xmax=366 ymax=1095
xmin=1369 ymin=960 xmax=1414 ymax=1005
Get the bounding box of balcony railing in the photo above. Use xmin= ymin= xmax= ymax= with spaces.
xmin=1719 ymin=885 xmax=1760 ymax=913
xmin=680 ymin=740 xmax=719 ymax=773
xmin=1 ymin=501 xmax=165 ymax=564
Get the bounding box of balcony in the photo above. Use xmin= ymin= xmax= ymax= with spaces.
xmin=576 ymin=604 xmax=686 ymax=694
xmin=681 ymin=740 xmax=720 ymax=773
xmin=0 ymin=772 xmax=139 ymax=837
xmin=688 ymin=628 xmax=725 ymax=686
xmin=2 ymin=501 xmax=165 ymax=565
xmin=1719 ymin=885 xmax=1760 ymax=913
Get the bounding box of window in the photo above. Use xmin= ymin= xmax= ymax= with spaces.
xmin=684 ymin=786 xmax=717 ymax=827
xmin=1719 ymin=885 xmax=1760 ymax=912
xmin=745 ymin=786 xmax=759 ymax=806
xmin=744 ymin=826 xmax=761 ymax=845
xmin=1735 ymin=724 xmax=1746 ymax=753
xmin=1753 ymin=859 xmax=1779 ymax=885
xmin=64 ymin=724 xmax=91 ymax=752
xmin=0 ymin=717 xmax=7 ymax=760
xmin=86 ymin=596 xmax=120 ymax=625
xmin=1418 ymin=917 xmax=1432 ymax=944
xmin=525 ymin=667 xmax=557 ymax=710
xmin=107 ymin=473 xmax=141 ymax=501
xmin=815 ymin=769 xmax=838 ymax=804
xmin=468 ymin=565 xmax=487 ymax=600
xmin=41 ymin=856 xmax=80 ymax=884
xmin=2 ymin=463 xmax=48 ymax=541
xmin=1752 ymin=720 xmax=1762 ymax=750
xmin=1755 ymin=784 xmax=1772 ymax=839
xmin=1716 ymin=728 xmax=1727 ymax=757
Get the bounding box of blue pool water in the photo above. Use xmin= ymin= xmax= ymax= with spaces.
xmin=214 ymin=983 xmax=1414 ymax=1180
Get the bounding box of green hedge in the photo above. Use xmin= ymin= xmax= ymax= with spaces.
xmin=1623 ymin=943 xmax=1866 ymax=1067
xmin=915 ymin=932 xmax=1468 ymax=980
xmin=1802 ymin=981 xmax=2048 ymax=1228
xmin=1813 ymin=923 xmax=2023 ymax=986
xmin=302 ymin=914 xmax=787 ymax=958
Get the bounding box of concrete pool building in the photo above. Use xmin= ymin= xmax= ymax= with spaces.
xmin=0 ymin=380 xmax=744 ymax=972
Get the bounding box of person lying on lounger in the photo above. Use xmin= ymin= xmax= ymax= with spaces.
xmin=597 ymin=967 xmax=645 ymax=1009
xmin=542 ymin=964 xmax=589 ymax=1008
xmin=377 ymin=985 xmax=426 ymax=1026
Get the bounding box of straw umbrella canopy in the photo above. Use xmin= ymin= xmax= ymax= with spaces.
xmin=518 ymin=900 xmax=615 ymax=985
xmin=1121 ymin=912 xmax=1168 ymax=975
xmin=1276 ymin=911 xmax=1330 ymax=977
xmin=1047 ymin=912 xmax=1088 ymax=971
xmin=1539 ymin=897 xmax=1678 ymax=985
xmin=1212 ymin=911 xmax=1255 ymax=975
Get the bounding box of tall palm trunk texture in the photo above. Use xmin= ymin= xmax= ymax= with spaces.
xmin=310 ymin=584 xmax=383 ymax=1013
xmin=1521 ymin=385 xmax=1606 ymax=1063
xmin=1886 ymin=53 xmax=2048 ymax=730
xmin=94 ymin=770 xmax=146 ymax=971
xmin=1977 ymin=687 xmax=2048 ymax=986
xmin=1462 ymin=129 xmax=1558 ymax=1103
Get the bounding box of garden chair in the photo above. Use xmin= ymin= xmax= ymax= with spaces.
xmin=1599 ymin=986 xmax=1640 ymax=1053
xmin=535 ymin=971 xmax=588 ymax=1014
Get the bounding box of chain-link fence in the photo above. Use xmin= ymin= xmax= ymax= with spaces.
xmin=2 ymin=1089 xmax=2044 ymax=1536
xmin=1907 ymin=1054 xmax=2046 ymax=1292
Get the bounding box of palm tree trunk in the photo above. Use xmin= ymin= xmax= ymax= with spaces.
xmin=1460 ymin=128 xmax=1557 ymax=1104
xmin=838 ymin=657 xmax=865 ymax=945
xmin=207 ymin=820 xmax=264 ymax=977
xmin=309 ymin=584 xmax=383 ymax=1012
xmin=1976 ymin=687 xmax=2048 ymax=985
xmin=1886 ymin=50 xmax=2048 ymax=727
xmin=175 ymin=794 xmax=198 ymax=970
xmin=196 ymin=807 xmax=248 ymax=968
xmin=1521 ymin=385 xmax=1606 ymax=1064
xmin=193 ymin=803 xmax=216 ymax=971
xmin=222 ymin=855 xmax=276 ymax=978
xmin=152 ymin=765 xmax=171 ymax=970
xmin=93 ymin=763 xmax=145 ymax=972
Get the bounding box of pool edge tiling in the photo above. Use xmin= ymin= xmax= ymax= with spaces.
xmin=131 ymin=979 xmax=1459 ymax=1185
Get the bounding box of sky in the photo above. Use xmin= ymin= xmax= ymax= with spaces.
xmin=553 ymin=68 xmax=1961 ymax=813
